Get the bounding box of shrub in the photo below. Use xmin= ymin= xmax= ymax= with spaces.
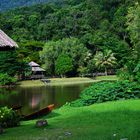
xmin=0 ymin=107 xmax=20 ymax=128
xmin=0 ymin=73 xmax=17 ymax=86
xmin=117 ymin=61 xmax=140 ymax=83
xmin=70 ymin=81 xmax=140 ymax=107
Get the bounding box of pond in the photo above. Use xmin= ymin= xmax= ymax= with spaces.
xmin=0 ymin=83 xmax=92 ymax=115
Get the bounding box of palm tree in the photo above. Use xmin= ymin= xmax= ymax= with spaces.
xmin=94 ymin=50 xmax=117 ymax=75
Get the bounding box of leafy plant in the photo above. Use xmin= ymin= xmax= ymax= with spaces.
xmin=0 ymin=107 xmax=20 ymax=128
xmin=70 ymin=81 xmax=140 ymax=107
xmin=0 ymin=73 xmax=17 ymax=86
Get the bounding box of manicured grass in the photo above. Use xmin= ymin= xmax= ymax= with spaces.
xmin=17 ymin=80 xmax=44 ymax=87
xmin=18 ymin=76 xmax=118 ymax=87
xmin=96 ymin=75 xmax=118 ymax=81
xmin=46 ymin=77 xmax=99 ymax=86
xmin=1 ymin=100 xmax=140 ymax=140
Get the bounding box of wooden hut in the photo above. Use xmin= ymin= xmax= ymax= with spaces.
xmin=0 ymin=29 xmax=18 ymax=50
xmin=29 ymin=61 xmax=45 ymax=79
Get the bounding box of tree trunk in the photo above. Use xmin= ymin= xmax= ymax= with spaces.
xmin=105 ymin=67 xmax=107 ymax=76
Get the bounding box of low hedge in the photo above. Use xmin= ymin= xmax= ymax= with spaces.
xmin=70 ymin=81 xmax=140 ymax=107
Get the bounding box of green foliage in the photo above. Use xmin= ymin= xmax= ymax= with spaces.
xmin=55 ymin=54 xmax=73 ymax=76
xmin=77 ymin=66 xmax=88 ymax=76
xmin=117 ymin=67 xmax=132 ymax=81
xmin=0 ymin=51 xmax=19 ymax=76
xmin=40 ymin=37 xmax=88 ymax=75
xmin=0 ymin=73 xmax=17 ymax=86
xmin=0 ymin=50 xmax=29 ymax=78
xmin=18 ymin=41 xmax=44 ymax=64
xmin=0 ymin=106 xmax=20 ymax=128
xmin=94 ymin=50 xmax=117 ymax=75
xmin=117 ymin=3 xmax=140 ymax=82
xmin=71 ymin=81 xmax=140 ymax=107
xmin=0 ymin=0 xmax=138 ymax=76
xmin=127 ymin=2 xmax=140 ymax=59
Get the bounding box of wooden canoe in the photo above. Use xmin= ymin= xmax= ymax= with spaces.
xmin=23 ymin=104 xmax=54 ymax=120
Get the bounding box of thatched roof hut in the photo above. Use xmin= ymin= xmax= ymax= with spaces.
xmin=29 ymin=61 xmax=45 ymax=79
xmin=0 ymin=29 xmax=18 ymax=48
xmin=29 ymin=61 xmax=46 ymax=72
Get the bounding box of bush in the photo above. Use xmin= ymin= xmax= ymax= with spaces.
xmin=0 ymin=107 xmax=20 ymax=128
xmin=117 ymin=61 xmax=140 ymax=83
xmin=70 ymin=81 xmax=140 ymax=107
xmin=0 ymin=73 xmax=17 ymax=86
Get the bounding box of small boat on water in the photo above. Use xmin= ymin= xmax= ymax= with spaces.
xmin=12 ymin=104 xmax=54 ymax=120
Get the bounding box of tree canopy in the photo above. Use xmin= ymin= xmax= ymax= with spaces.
xmin=55 ymin=54 xmax=73 ymax=77
xmin=0 ymin=0 xmax=139 ymax=78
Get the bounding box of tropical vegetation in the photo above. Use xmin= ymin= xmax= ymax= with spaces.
xmin=0 ymin=0 xmax=140 ymax=139
xmin=0 ymin=0 xmax=139 ymax=78
xmin=0 ymin=73 xmax=17 ymax=86
xmin=93 ymin=50 xmax=116 ymax=75
xmin=70 ymin=81 xmax=140 ymax=107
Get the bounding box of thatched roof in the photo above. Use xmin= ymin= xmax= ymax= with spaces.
xmin=29 ymin=61 xmax=40 ymax=67
xmin=29 ymin=61 xmax=45 ymax=72
xmin=0 ymin=29 xmax=18 ymax=48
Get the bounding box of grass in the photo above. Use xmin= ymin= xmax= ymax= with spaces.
xmin=96 ymin=75 xmax=118 ymax=81
xmin=18 ymin=75 xmax=118 ymax=87
xmin=17 ymin=80 xmax=44 ymax=87
xmin=1 ymin=99 xmax=140 ymax=140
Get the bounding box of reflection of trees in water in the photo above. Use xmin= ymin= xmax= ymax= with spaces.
xmin=55 ymin=83 xmax=92 ymax=107
xmin=0 ymin=83 xmax=91 ymax=114
xmin=53 ymin=85 xmax=81 ymax=107
xmin=0 ymin=88 xmax=18 ymax=107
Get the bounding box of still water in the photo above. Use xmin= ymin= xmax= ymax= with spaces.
xmin=0 ymin=83 xmax=91 ymax=115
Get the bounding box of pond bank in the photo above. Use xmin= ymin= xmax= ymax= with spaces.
xmin=18 ymin=76 xmax=118 ymax=87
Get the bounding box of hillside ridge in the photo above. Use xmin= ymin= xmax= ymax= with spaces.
xmin=0 ymin=0 xmax=56 ymax=11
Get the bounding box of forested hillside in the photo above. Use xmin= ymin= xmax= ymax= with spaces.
xmin=0 ymin=0 xmax=56 ymax=11
xmin=0 ymin=0 xmax=139 ymax=78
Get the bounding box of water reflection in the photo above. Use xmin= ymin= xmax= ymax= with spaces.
xmin=0 ymin=83 xmax=91 ymax=115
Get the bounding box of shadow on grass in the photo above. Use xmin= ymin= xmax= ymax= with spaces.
xmin=44 ymin=111 xmax=60 ymax=119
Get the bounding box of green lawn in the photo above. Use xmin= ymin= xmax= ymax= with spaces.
xmin=96 ymin=75 xmax=118 ymax=81
xmin=1 ymin=99 xmax=140 ymax=140
xmin=18 ymin=76 xmax=118 ymax=87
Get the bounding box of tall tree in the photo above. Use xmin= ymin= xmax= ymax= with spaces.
xmin=121 ymin=2 xmax=140 ymax=82
xmin=55 ymin=54 xmax=73 ymax=77
xmin=127 ymin=2 xmax=140 ymax=59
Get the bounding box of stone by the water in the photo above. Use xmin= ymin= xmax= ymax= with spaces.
xmin=35 ymin=120 xmax=48 ymax=127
